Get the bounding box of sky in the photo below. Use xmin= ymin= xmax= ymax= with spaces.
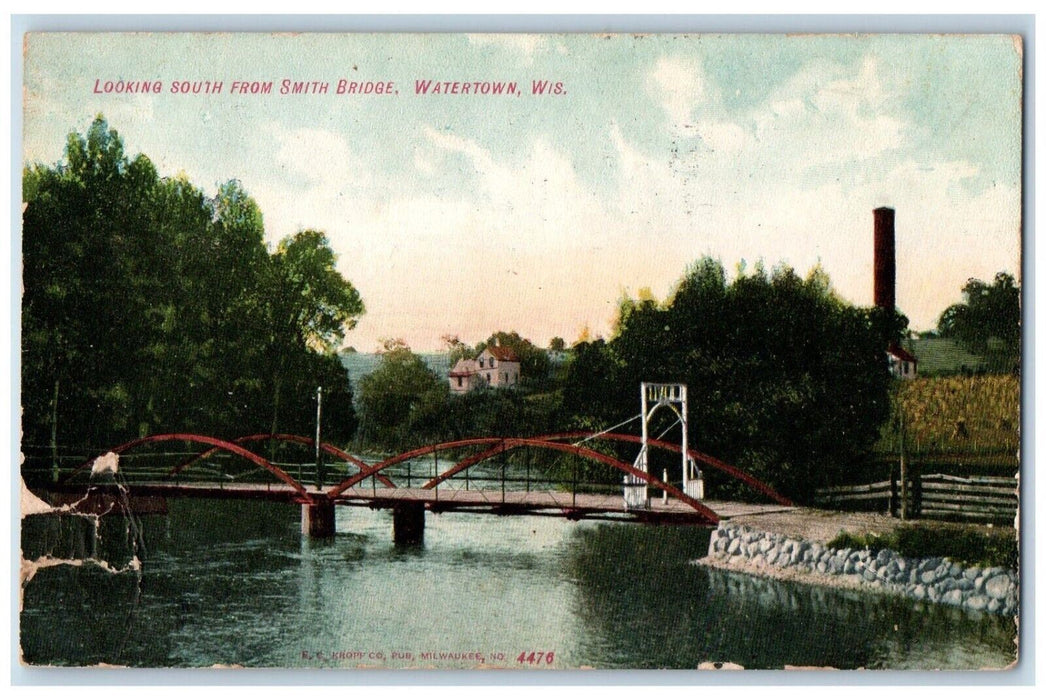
xmin=22 ymin=33 xmax=1023 ymax=352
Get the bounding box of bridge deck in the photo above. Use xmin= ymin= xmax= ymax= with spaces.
xmin=40 ymin=480 xmax=794 ymax=524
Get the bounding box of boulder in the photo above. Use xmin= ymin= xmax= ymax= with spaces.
xmin=984 ymin=574 xmax=1013 ymax=600
xmin=920 ymin=557 xmax=942 ymax=572
xmin=965 ymin=595 xmax=989 ymax=611
xmin=941 ymin=589 xmax=963 ymax=606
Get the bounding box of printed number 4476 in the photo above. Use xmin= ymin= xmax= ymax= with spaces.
xmin=517 ymin=651 xmax=554 ymax=665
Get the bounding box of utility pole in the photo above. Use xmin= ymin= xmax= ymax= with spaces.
xmin=315 ymin=386 xmax=324 ymax=489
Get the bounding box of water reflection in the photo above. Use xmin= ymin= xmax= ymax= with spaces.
xmin=20 ymin=497 xmax=1017 ymax=669
xmin=566 ymin=524 xmax=1017 ymax=669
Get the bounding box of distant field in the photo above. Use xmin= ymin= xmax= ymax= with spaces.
xmin=877 ymin=375 xmax=1020 ymax=463
xmin=907 ymin=337 xmax=1017 ymax=375
xmin=340 ymin=352 xmax=451 ymax=386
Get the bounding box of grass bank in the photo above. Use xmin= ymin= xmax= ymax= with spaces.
xmin=827 ymin=523 xmax=1017 ymax=569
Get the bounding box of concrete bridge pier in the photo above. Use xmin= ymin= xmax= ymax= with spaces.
xmin=393 ymin=502 xmax=425 ymax=546
xmin=302 ymin=496 xmax=336 ymax=538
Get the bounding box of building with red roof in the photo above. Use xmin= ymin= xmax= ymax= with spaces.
xmin=448 ymin=342 xmax=522 ymax=393
xmin=888 ymin=343 xmax=918 ymax=379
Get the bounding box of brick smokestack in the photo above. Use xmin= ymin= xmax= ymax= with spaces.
xmin=873 ymin=207 xmax=896 ymax=310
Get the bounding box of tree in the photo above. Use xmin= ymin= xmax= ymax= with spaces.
xmin=23 ymin=116 xmax=170 ymax=448
xmin=355 ymin=339 xmax=448 ymax=448
xmin=441 ymin=334 xmax=475 ymax=366
xmin=549 ymin=337 xmax=566 ymax=352
xmin=262 ymin=230 xmax=364 ymax=435
xmin=938 ymin=272 xmax=1020 ymax=357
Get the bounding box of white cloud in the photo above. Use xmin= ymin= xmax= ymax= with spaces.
xmin=646 ymin=56 xmax=709 ymax=131
xmin=269 ymin=125 xmax=371 ymax=189
xmin=751 ymin=56 xmax=907 ymax=167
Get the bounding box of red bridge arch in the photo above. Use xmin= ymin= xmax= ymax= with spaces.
xmin=167 ymin=433 xmax=396 ymax=488
xmin=63 ymin=433 xmax=312 ymax=502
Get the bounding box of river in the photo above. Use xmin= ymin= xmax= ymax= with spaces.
xmin=20 ymin=497 xmax=1017 ymax=669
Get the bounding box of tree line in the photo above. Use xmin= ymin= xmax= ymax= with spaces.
xmin=22 ymin=117 xmax=364 ymax=465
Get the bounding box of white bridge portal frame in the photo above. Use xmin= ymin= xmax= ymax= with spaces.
xmin=624 ymin=382 xmax=704 ymax=509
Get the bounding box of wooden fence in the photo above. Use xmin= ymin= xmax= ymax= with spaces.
xmin=814 ymin=471 xmax=1018 ymax=524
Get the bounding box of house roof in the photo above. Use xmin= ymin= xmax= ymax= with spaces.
xmin=888 ymin=344 xmax=918 ymax=363
xmin=482 ymin=345 xmax=520 ymax=362
xmin=448 ymin=358 xmax=479 ymax=377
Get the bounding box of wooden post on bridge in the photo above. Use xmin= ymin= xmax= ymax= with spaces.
xmin=302 ymin=496 xmax=336 ymax=537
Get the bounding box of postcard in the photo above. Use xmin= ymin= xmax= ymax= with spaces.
xmin=18 ymin=31 xmax=1022 ymax=671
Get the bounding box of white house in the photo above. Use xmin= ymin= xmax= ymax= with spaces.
xmin=449 ymin=358 xmax=483 ymax=393
xmin=448 ymin=343 xmax=522 ymax=393
xmin=888 ymin=344 xmax=918 ymax=379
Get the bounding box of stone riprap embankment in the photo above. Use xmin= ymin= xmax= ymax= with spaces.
xmin=705 ymin=522 xmax=1018 ymax=617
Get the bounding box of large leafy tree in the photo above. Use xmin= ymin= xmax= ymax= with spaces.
xmin=937 ymin=272 xmax=1020 ymax=358
xmin=23 ymin=118 xmax=168 ymax=448
xmin=262 ymin=230 xmax=364 ymax=437
xmin=355 ymin=339 xmax=449 ymax=448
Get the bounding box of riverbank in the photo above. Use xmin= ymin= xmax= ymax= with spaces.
xmin=696 ymin=509 xmax=1018 ymax=617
